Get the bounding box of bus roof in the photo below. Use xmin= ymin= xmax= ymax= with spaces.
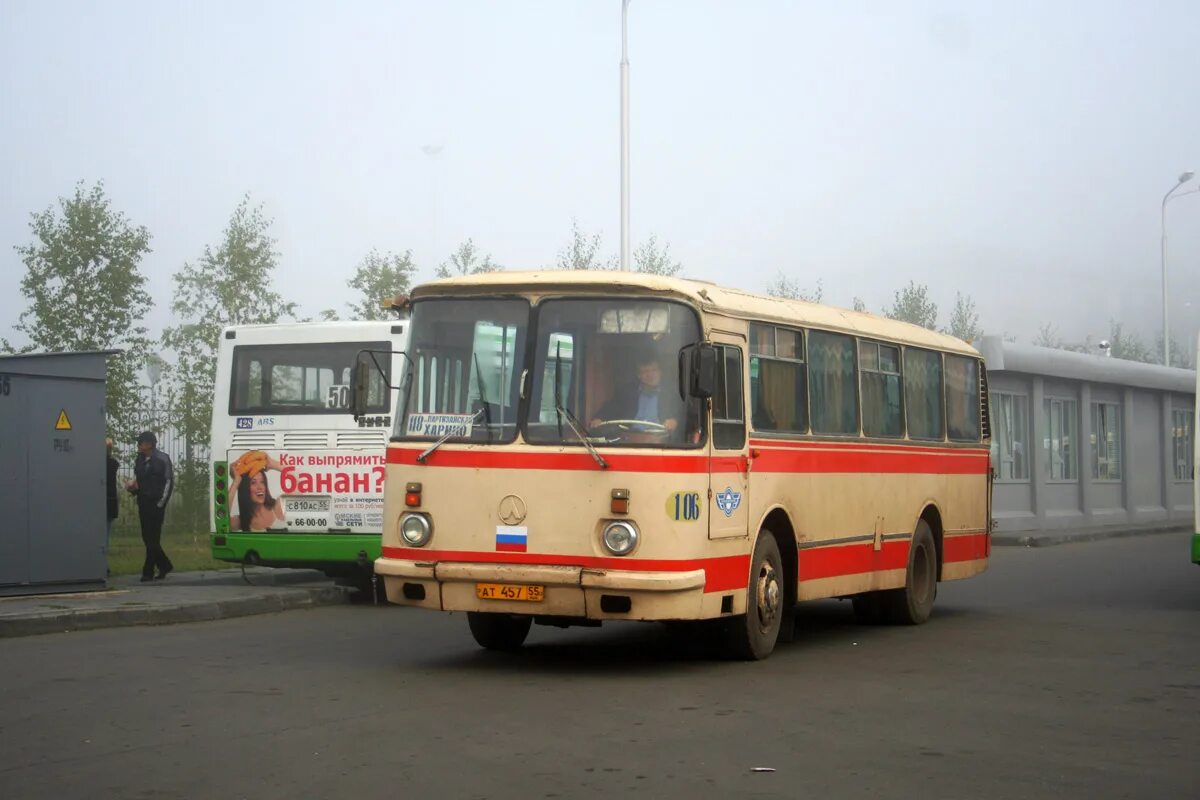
xmin=411 ymin=270 xmax=979 ymax=357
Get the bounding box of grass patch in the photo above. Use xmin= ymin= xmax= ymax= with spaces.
xmin=107 ymin=524 xmax=226 ymax=576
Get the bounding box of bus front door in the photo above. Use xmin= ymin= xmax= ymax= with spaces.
xmin=708 ymin=333 xmax=749 ymax=540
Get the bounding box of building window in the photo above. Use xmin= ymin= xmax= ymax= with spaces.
xmin=1090 ymin=402 xmax=1122 ymax=481
xmin=1043 ymin=397 xmax=1078 ymax=480
xmin=945 ymin=355 xmax=981 ymax=442
xmin=990 ymin=393 xmax=1029 ymax=481
xmin=859 ymin=340 xmax=903 ymax=437
xmin=808 ymin=331 xmax=858 ymax=435
xmin=905 ymin=348 xmax=944 ymax=441
xmin=1173 ymin=408 xmax=1194 ymax=481
xmin=749 ymin=323 xmax=807 ymax=433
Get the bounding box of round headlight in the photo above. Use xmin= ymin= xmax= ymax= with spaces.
xmin=400 ymin=513 xmax=432 ymax=546
xmin=601 ymin=521 xmax=638 ymax=556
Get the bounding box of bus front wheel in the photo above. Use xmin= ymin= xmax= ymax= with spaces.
xmin=723 ymin=531 xmax=785 ymax=660
xmin=467 ymin=612 xmax=533 ymax=651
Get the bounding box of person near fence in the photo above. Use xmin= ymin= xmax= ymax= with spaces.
xmin=105 ymin=438 xmax=119 ymax=574
xmin=125 ymin=431 xmax=174 ymax=582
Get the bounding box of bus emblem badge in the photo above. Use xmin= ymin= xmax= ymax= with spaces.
xmin=715 ymin=487 xmax=742 ymax=518
xmin=498 ymin=495 xmax=528 ymax=526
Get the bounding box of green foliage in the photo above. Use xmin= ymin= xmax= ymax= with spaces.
xmin=348 ymin=248 xmax=416 ymax=319
xmin=436 ymin=238 xmax=500 ymax=278
xmin=883 ymin=281 xmax=938 ymax=330
xmin=766 ymin=273 xmax=823 ymax=302
xmin=1154 ymin=333 xmax=1195 ymax=369
xmin=633 ymin=234 xmax=681 ymax=276
xmin=160 ymin=195 xmax=296 ymax=461
xmin=5 ymin=180 xmax=154 ymax=444
xmin=557 ymin=219 xmax=615 ymax=270
xmin=1107 ymin=322 xmax=1154 ymax=363
xmin=944 ymin=292 xmax=982 ymax=343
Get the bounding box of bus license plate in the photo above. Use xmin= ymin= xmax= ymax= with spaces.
xmin=476 ymin=583 xmax=545 ymax=602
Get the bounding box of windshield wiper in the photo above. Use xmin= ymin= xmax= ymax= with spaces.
xmin=554 ymin=341 xmax=607 ymax=469
xmin=416 ymin=406 xmax=486 ymax=464
xmin=473 ymin=353 xmax=494 ymax=443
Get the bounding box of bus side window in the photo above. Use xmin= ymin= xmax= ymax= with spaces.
xmin=713 ymin=345 xmax=745 ymax=450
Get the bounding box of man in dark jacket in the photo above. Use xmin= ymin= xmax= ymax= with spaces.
xmin=125 ymin=431 xmax=174 ymax=582
xmin=589 ymin=350 xmax=687 ymax=438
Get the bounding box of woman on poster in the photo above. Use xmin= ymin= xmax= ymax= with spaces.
xmin=229 ymin=451 xmax=287 ymax=532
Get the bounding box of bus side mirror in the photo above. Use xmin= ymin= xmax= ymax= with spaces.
xmin=351 ymin=358 xmax=371 ymax=419
xmin=681 ymin=343 xmax=717 ymax=399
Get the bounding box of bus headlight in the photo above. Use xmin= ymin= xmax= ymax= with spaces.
xmin=399 ymin=513 xmax=432 ymax=547
xmin=601 ymin=521 xmax=638 ymax=556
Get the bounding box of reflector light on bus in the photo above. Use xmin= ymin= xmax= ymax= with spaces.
xmin=405 ymin=482 xmax=422 ymax=508
xmin=610 ymin=488 xmax=630 ymax=515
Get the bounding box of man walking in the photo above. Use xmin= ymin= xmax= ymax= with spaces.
xmin=125 ymin=431 xmax=174 ymax=582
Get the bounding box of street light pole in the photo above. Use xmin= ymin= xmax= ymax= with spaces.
xmin=1161 ymin=170 xmax=1195 ymax=365
xmin=620 ymin=0 xmax=631 ymax=272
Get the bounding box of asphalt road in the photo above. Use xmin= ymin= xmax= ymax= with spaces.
xmin=2 ymin=532 xmax=1196 ymax=799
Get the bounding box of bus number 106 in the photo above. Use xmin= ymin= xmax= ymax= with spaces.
xmin=668 ymin=492 xmax=702 ymax=522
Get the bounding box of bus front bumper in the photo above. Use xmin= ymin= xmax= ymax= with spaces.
xmin=374 ymin=557 xmax=726 ymax=621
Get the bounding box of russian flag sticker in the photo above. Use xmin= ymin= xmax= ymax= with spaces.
xmin=495 ymin=526 xmax=528 ymax=553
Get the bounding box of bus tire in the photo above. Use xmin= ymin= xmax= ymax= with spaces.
xmin=723 ymin=531 xmax=785 ymax=660
xmin=467 ymin=612 xmax=533 ymax=651
xmin=881 ymin=520 xmax=937 ymax=625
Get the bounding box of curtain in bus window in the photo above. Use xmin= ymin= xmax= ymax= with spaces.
xmin=945 ymin=356 xmax=980 ymax=442
xmin=860 ymin=342 xmax=902 ymax=437
xmin=808 ymin=331 xmax=857 ymax=435
xmin=904 ymin=349 xmax=944 ymax=440
xmin=752 ymin=358 xmax=806 ymax=432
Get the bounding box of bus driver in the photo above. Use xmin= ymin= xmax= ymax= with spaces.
xmin=589 ymin=350 xmax=682 ymax=437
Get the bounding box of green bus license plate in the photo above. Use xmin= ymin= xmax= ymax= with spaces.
xmin=476 ymin=583 xmax=545 ymax=602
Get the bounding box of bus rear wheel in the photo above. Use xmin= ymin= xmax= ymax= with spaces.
xmin=881 ymin=520 xmax=937 ymax=625
xmin=723 ymin=531 xmax=785 ymax=660
xmin=467 ymin=612 xmax=533 ymax=651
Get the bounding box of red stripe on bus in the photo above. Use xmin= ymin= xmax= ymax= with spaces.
xmin=386 ymin=445 xmax=989 ymax=475
xmin=942 ymin=532 xmax=990 ymax=562
xmin=379 ymin=547 xmax=750 ymax=593
xmin=386 ymin=448 xmax=711 ymax=473
xmin=799 ymin=539 xmax=911 ymax=580
xmin=752 ymin=448 xmax=988 ymax=475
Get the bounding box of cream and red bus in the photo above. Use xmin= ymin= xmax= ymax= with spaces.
xmin=361 ymin=271 xmax=991 ymax=659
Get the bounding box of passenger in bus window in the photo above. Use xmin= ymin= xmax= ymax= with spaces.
xmin=230 ymin=450 xmax=286 ymax=531
xmin=590 ymin=350 xmax=686 ymax=439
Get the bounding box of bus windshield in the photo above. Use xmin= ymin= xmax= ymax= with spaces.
xmin=230 ymin=341 xmax=390 ymax=415
xmin=396 ymin=298 xmax=530 ymax=443
xmin=525 ymin=298 xmax=703 ymax=447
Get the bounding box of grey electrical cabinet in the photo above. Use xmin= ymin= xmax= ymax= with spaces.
xmin=0 ymin=351 xmax=112 ymax=596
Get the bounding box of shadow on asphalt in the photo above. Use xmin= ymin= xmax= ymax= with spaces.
xmin=403 ymin=600 xmax=981 ymax=673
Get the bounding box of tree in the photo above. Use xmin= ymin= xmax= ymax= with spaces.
xmin=852 ymin=297 xmax=867 ymax=313
xmin=633 ymin=234 xmax=681 ymax=276
xmin=766 ymin=273 xmax=823 ymax=302
xmin=347 ymin=248 xmax=416 ymax=319
xmin=161 ymin=196 xmax=295 ymax=453
xmin=1032 ymin=323 xmax=1063 ymax=349
xmin=436 ymin=238 xmax=500 ymax=278
xmin=557 ymin=218 xmax=615 ymax=270
xmin=5 ymin=181 xmax=154 ymax=443
xmin=883 ymin=281 xmax=938 ymax=330
xmin=1154 ymin=333 xmax=1195 ymax=369
xmin=1107 ymin=322 xmax=1154 ymax=364
xmin=944 ymin=292 xmax=982 ymax=343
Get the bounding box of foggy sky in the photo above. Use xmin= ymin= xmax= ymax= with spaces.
xmin=2 ymin=1 xmax=1198 ymax=358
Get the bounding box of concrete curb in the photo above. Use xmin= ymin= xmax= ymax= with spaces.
xmin=992 ymin=523 xmax=1188 ymax=548
xmin=0 ymin=585 xmax=352 ymax=638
